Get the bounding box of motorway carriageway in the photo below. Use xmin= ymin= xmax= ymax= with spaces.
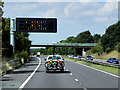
xmin=2 ymin=55 xmax=119 ymax=90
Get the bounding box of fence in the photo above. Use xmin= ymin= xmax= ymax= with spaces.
xmin=70 ymin=57 xmax=120 ymax=68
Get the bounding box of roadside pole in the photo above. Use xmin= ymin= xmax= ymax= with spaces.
xmin=10 ymin=18 xmax=16 ymax=54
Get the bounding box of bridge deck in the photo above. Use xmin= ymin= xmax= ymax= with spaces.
xmin=31 ymin=43 xmax=97 ymax=48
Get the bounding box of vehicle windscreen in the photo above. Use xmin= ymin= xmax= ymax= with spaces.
xmin=87 ymin=56 xmax=92 ymax=58
xmin=109 ymin=58 xmax=116 ymax=60
xmin=48 ymin=56 xmax=61 ymax=60
xmin=112 ymin=58 xmax=116 ymax=60
xmin=48 ymin=57 xmax=52 ymax=60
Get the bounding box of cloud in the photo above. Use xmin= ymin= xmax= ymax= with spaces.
xmin=93 ymin=2 xmax=118 ymax=22
xmin=64 ymin=3 xmax=72 ymax=16
xmin=64 ymin=2 xmax=118 ymax=23
xmin=64 ymin=3 xmax=82 ymax=16
xmin=3 ymin=2 xmax=59 ymax=17
xmin=97 ymin=2 xmax=118 ymax=16
xmin=82 ymin=10 xmax=96 ymax=16
xmin=94 ymin=17 xmax=109 ymax=22
xmin=64 ymin=2 xmax=103 ymax=17
xmin=40 ymin=8 xmax=59 ymax=17
xmin=3 ymin=3 xmax=38 ymax=14
xmin=3 ymin=0 xmax=119 ymax=2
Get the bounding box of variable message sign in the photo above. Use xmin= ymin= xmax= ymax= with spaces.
xmin=16 ymin=18 xmax=57 ymax=33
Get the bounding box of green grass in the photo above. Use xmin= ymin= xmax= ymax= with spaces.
xmin=65 ymin=58 xmax=119 ymax=76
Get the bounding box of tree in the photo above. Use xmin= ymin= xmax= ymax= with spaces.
xmin=15 ymin=32 xmax=31 ymax=54
xmin=0 ymin=0 xmax=4 ymax=59
xmin=65 ymin=36 xmax=75 ymax=43
xmin=115 ymin=42 xmax=120 ymax=52
xmin=2 ymin=18 xmax=13 ymax=58
xmin=93 ymin=34 xmax=101 ymax=43
xmin=101 ymin=21 xmax=120 ymax=52
xmin=106 ymin=47 xmax=111 ymax=54
xmin=76 ymin=30 xmax=94 ymax=43
xmin=91 ymin=45 xmax=103 ymax=55
xmin=60 ymin=40 xmax=67 ymax=43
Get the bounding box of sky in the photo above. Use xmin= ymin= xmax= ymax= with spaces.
xmin=2 ymin=0 xmax=119 ymax=47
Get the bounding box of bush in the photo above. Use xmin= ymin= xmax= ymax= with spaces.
xmin=106 ymin=48 xmax=111 ymax=54
xmin=15 ymin=51 xmax=29 ymax=63
xmin=90 ymin=44 xmax=103 ymax=55
xmin=115 ymin=43 xmax=120 ymax=52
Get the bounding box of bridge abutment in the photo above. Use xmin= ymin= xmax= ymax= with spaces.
xmin=82 ymin=48 xmax=86 ymax=57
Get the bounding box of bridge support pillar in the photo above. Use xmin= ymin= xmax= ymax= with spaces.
xmin=82 ymin=48 xmax=86 ymax=57
xmin=53 ymin=47 xmax=56 ymax=55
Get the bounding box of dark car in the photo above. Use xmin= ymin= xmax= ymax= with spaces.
xmin=107 ymin=57 xmax=119 ymax=64
xmin=85 ymin=56 xmax=93 ymax=60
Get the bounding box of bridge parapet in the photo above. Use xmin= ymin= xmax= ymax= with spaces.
xmin=31 ymin=43 xmax=97 ymax=47
xmin=54 ymin=43 xmax=97 ymax=46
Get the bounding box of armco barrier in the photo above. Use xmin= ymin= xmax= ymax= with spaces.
xmin=71 ymin=58 xmax=120 ymax=68
xmin=1 ymin=57 xmax=31 ymax=76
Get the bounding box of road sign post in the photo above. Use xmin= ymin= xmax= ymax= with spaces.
xmin=10 ymin=18 xmax=16 ymax=54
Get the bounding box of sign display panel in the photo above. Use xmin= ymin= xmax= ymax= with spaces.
xmin=16 ymin=18 xmax=57 ymax=33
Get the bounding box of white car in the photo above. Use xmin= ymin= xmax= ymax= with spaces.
xmin=68 ymin=55 xmax=73 ymax=58
xmin=73 ymin=55 xmax=81 ymax=59
xmin=44 ymin=55 xmax=65 ymax=73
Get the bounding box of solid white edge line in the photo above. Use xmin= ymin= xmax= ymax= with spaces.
xmin=18 ymin=57 xmax=41 ymax=89
xmin=66 ymin=60 xmax=120 ymax=78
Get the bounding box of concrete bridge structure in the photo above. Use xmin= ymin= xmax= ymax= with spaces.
xmin=31 ymin=43 xmax=97 ymax=56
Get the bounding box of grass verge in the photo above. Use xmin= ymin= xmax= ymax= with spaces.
xmin=65 ymin=58 xmax=119 ymax=76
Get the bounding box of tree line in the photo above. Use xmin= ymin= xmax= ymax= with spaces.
xmin=37 ymin=21 xmax=120 ymax=56
xmin=36 ymin=30 xmax=101 ymax=55
xmin=1 ymin=1 xmax=31 ymax=61
xmin=2 ymin=17 xmax=31 ymax=60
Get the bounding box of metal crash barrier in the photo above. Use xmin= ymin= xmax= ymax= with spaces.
xmin=0 ymin=57 xmax=31 ymax=76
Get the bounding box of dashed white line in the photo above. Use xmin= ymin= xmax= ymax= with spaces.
xmin=19 ymin=57 xmax=41 ymax=89
xmin=66 ymin=70 xmax=68 ymax=71
xmin=75 ymin=79 xmax=78 ymax=82
xmin=83 ymin=87 xmax=88 ymax=90
xmin=70 ymin=73 xmax=73 ymax=75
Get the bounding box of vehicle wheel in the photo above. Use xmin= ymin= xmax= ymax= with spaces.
xmin=60 ymin=69 xmax=64 ymax=72
xmin=46 ymin=68 xmax=49 ymax=73
xmin=46 ymin=70 xmax=49 ymax=73
xmin=113 ymin=62 xmax=116 ymax=64
xmin=115 ymin=62 xmax=119 ymax=64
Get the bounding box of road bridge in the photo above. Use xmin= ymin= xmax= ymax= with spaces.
xmin=31 ymin=43 xmax=97 ymax=48
xmin=31 ymin=43 xmax=97 ymax=56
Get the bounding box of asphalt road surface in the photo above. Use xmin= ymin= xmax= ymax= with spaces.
xmin=23 ymin=56 xmax=119 ymax=89
xmin=2 ymin=56 xmax=119 ymax=90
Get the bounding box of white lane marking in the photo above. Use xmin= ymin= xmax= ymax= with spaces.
xmin=83 ymin=87 xmax=88 ymax=90
xmin=70 ymin=73 xmax=73 ymax=75
xmin=73 ymin=61 xmax=120 ymax=78
xmin=19 ymin=57 xmax=41 ymax=89
xmin=66 ymin=70 xmax=68 ymax=71
xmin=75 ymin=79 xmax=78 ymax=82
